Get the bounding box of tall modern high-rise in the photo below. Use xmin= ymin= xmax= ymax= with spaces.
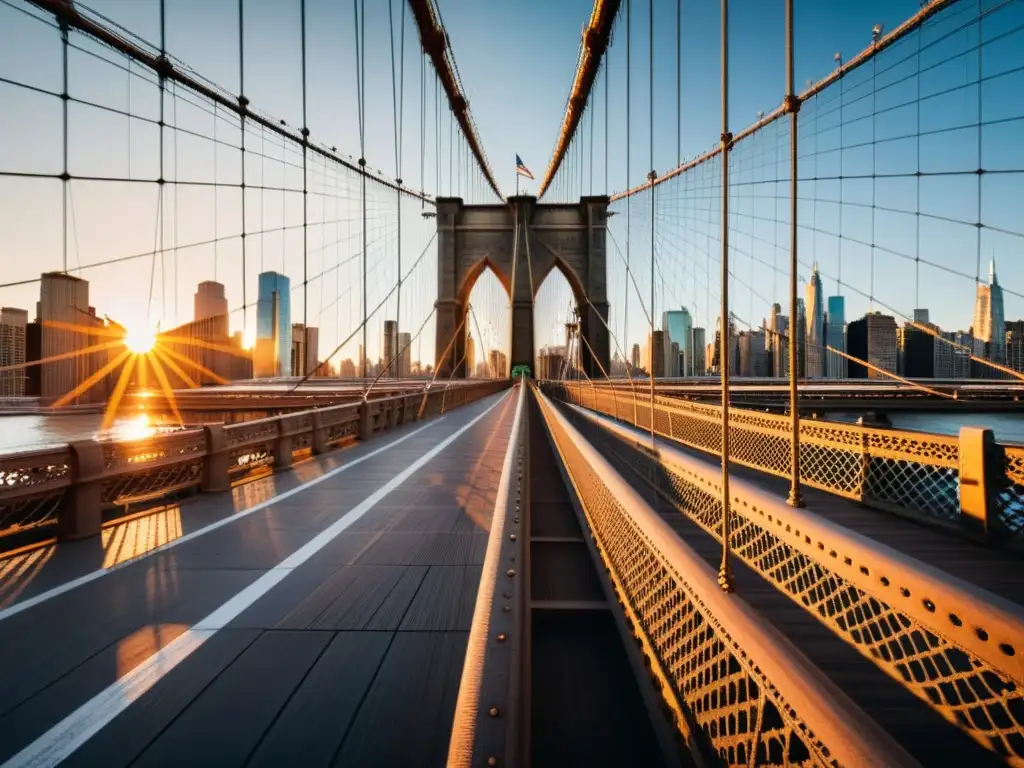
xmin=38 ymin=272 xmax=96 ymax=403
xmin=771 ymin=314 xmax=790 ymax=378
xmin=805 ymin=265 xmax=825 ymax=378
xmin=466 ymin=333 xmax=476 ymax=377
xmin=662 ymin=307 xmax=693 ymax=375
xmin=825 ymin=295 xmax=846 ymax=378
xmin=643 ymin=331 xmax=666 ymax=378
xmin=691 ymin=328 xmax=706 ymax=375
xmin=194 ymin=280 xmax=228 ymax=331
xmin=795 ymin=298 xmax=807 ymax=378
xmin=0 ymin=307 xmax=28 ymax=397
xmin=1006 ymin=321 xmax=1024 ymax=374
xmin=383 ymin=320 xmax=398 ymax=377
xmin=848 ymin=312 xmax=898 ymax=379
xmin=397 ymin=332 xmax=411 ymax=378
xmin=972 ymin=260 xmax=1006 ymax=363
xmin=630 ymin=343 xmax=640 ymax=372
xmin=255 ymin=271 xmax=291 ymax=377
xmin=291 ymin=324 xmax=319 ymax=377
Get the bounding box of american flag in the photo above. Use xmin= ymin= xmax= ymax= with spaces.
xmin=515 ymin=154 xmax=534 ymax=180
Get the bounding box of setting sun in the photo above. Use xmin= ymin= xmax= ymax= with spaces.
xmin=124 ymin=325 xmax=157 ymax=354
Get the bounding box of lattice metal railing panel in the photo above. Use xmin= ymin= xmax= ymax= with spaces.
xmin=538 ymin=395 xmax=858 ymax=767
xmin=0 ymin=490 xmax=65 ymax=537
xmin=102 ymin=459 xmax=204 ymax=507
xmin=572 ymin=408 xmax=1024 ymax=762
xmin=0 ymin=448 xmax=70 ymax=537
xmin=1000 ymin=447 xmax=1024 ymax=535
xmin=228 ymin=443 xmax=274 ymax=476
xmin=552 ymin=382 xmax=968 ymax=530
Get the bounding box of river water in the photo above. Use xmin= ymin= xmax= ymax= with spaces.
xmin=0 ymin=412 xmax=181 ymax=454
xmin=1 ymin=408 xmax=1021 ymax=456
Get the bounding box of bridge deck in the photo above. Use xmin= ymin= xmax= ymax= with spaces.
xmin=0 ymin=391 xmax=517 ymax=767
xmin=565 ymin=403 xmax=1023 ymax=766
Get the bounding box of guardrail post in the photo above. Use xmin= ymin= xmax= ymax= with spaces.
xmin=60 ymin=440 xmax=104 ymax=540
xmin=387 ymin=399 xmax=400 ymax=429
xmin=958 ymin=426 xmax=1003 ymax=537
xmin=274 ymin=417 xmax=294 ymax=469
xmin=201 ymin=424 xmax=231 ymax=492
xmin=359 ymin=400 xmax=373 ymax=440
xmin=311 ymin=411 xmax=327 ymax=455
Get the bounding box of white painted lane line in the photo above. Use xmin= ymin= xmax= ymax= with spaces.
xmin=3 ymin=391 xmax=510 ymax=768
xmin=0 ymin=409 xmax=454 ymax=623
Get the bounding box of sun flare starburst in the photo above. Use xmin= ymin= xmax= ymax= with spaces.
xmin=124 ymin=325 xmax=157 ymax=354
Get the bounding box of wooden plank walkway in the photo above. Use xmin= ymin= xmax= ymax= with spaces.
xmin=0 ymin=391 xmax=517 ymax=768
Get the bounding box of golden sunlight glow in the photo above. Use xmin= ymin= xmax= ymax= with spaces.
xmin=124 ymin=325 xmax=157 ymax=354
xmin=241 ymin=328 xmax=256 ymax=351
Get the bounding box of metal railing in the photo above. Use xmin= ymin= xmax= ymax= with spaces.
xmin=0 ymin=380 xmax=510 ymax=545
xmin=533 ymin=386 xmax=916 ymax=767
xmin=562 ymin=398 xmax=1024 ymax=762
xmin=543 ymin=380 xmax=1024 ymax=544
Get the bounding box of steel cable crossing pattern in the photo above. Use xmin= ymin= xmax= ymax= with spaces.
xmin=536 ymin=0 xmax=621 ymax=199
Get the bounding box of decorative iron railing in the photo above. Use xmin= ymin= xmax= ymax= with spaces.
xmin=543 ymin=380 xmax=1023 ymax=544
xmin=0 ymin=380 xmax=509 ymax=545
xmin=534 ymin=386 xmax=916 ymax=767
xmin=563 ymin=399 xmax=1024 ymax=762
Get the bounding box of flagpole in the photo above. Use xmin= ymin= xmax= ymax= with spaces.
xmin=516 ymin=167 xmax=519 ymax=197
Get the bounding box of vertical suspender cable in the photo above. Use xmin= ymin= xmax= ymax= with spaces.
xmin=353 ymin=0 xmax=368 ymax=377
xmin=301 ymin=0 xmax=309 ymax=360
xmin=718 ymin=0 xmax=734 ymax=593
xmin=60 ymin=15 xmax=69 ymax=274
xmin=604 ymin=58 xmax=609 ymax=193
xmin=214 ymin=102 xmax=219 ymax=282
xmin=389 ymin=0 xmax=404 ymax=376
xmin=624 ymin=0 xmax=631 ymax=388
xmin=676 ymin=0 xmax=681 ymax=167
xmin=785 ymin=0 xmax=804 ymax=508
xmin=239 ymin=0 xmax=248 ymax=341
xmin=648 ymin=0 xmax=655 ymax=447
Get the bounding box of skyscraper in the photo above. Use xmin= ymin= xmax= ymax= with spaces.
xmin=194 ymin=280 xmax=228 ymax=331
xmin=826 ymin=295 xmax=846 ymax=378
xmin=630 ymin=343 xmax=640 ymax=372
xmin=1006 ymin=321 xmax=1024 ymax=374
xmin=255 ymin=271 xmax=291 ymax=377
xmin=848 ymin=312 xmax=898 ymax=379
xmin=805 ymin=265 xmax=825 ymax=378
xmin=772 ymin=314 xmax=790 ymax=378
xmin=643 ymin=331 xmax=666 ymax=378
xmin=796 ymin=298 xmax=807 ymax=377
xmin=691 ymin=327 xmax=706 ymax=375
xmin=291 ymin=324 xmax=319 ymax=377
xmin=466 ymin=333 xmax=476 ymax=377
xmin=383 ymin=320 xmax=398 ymax=377
xmin=972 ymin=260 xmax=1006 ymax=363
xmin=397 ymin=332 xmax=412 ymax=378
xmin=662 ymin=307 xmax=693 ymax=375
xmin=0 ymin=307 xmax=28 ymax=397
xmin=38 ymin=272 xmax=93 ymax=404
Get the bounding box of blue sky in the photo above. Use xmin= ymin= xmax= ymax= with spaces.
xmin=0 ymin=0 xmax=1021 ymax=364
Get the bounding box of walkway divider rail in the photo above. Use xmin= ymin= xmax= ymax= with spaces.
xmin=448 ymin=382 xmax=527 ymax=767
xmin=541 ymin=380 xmax=1024 ymax=547
xmin=533 ymin=385 xmax=917 ymax=767
xmin=0 ymin=380 xmax=510 ymax=546
xmin=561 ymin=398 xmax=1024 ymax=761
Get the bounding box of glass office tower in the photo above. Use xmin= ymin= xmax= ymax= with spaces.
xmin=256 ymin=271 xmax=292 ymax=377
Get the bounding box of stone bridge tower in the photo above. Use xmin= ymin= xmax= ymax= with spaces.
xmin=434 ymin=195 xmax=610 ymax=378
